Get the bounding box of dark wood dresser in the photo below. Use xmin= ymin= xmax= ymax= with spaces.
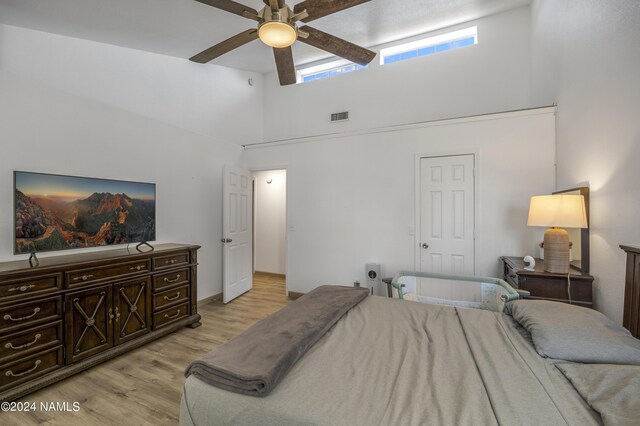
xmin=0 ymin=243 xmax=200 ymax=402
xmin=500 ymin=256 xmax=594 ymax=308
xmin=620 ymin=245 xmax=640 ymax=338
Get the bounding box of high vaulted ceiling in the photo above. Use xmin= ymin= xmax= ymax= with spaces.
xmin=0 ymin=0 xmax=531 ymax=74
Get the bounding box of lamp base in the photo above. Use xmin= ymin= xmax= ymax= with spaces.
xmin=544 ymin=228 xmax=570 ymax=274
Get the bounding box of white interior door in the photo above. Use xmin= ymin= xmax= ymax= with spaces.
xmin=419 ymin=155 xmax=475 ymax=275
xmin=222 ymin=166 xmax=253 ymax=303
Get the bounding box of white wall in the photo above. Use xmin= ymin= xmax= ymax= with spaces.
xmin=0 ymin=24 xmax=264 ymax=145
xmin=531 ymin=0 xmax=640 ymax=323
xmin=252 ymin=170 xmax=286 ymax=275
xmin=0 ymin=25 xmax=266 ymax=300
xmin=243 ymin=109 xmax=556 ymax=295
xmin=259 ymin=7 xmax=533 ymax=143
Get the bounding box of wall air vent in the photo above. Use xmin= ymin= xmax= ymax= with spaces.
xmin=331 ymin=111 xmax=349 ymax=122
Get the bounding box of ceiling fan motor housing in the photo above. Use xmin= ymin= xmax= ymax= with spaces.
xmin=258 ymin=6 xmax=298 ymax=48
xmin=256 ymin=4 xmax=310 ymax=47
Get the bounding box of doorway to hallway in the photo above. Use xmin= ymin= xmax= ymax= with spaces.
xmin=252 ymin=169 xmax=287 ymax=294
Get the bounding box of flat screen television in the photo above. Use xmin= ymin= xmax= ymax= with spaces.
xmin=14 ymin=171 xmax=156 ymax=254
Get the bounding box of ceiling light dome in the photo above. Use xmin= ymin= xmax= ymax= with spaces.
xmin=258 ymin=21 xmax=297 ymax=48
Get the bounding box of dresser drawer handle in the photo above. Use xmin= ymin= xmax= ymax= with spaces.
xmin=7 ymin=284 xmax=37 ymax=293
xmin=4 ymin=307 xmax=41 ymax=322
xmin=5 ymin=334 xmax=42 ymax=350
xmin=73 ymin=274 xmax=94 ymax=282
xmin=164 ymin=309 xmax=181 ymax=320
xmin=163 ymin=292 xmax=181 ymax=302
xmin=5 ymin=360 xmax=41 ymax=377
xmin=163 ymin=274 xmax=181 ymax=284
xmin=165 ymin=259 xmax=178 ymax=265
xmin=130 ymin=265 xmax=145 ymax=271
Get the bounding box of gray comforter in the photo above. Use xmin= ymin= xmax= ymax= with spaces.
xmin=184 ymin=285 xmax=369 ymax=396
xmin=557 ymin=363 xmax=640 ymax=426
xmin=181 ymin=297 xmax=602 ymax=426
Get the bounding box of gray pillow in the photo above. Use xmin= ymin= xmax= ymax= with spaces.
xmin=505 ymin=300 xmax=640 ymax=365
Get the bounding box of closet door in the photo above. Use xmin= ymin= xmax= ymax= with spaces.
xmin=419 ymin=154 xmax=475 ymax=275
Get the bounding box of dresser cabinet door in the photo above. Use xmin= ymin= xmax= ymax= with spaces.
xmin=65 ymin=285 xmax=114 ymax=364
xmin=114 ymin=278 xmax=151 ymax=345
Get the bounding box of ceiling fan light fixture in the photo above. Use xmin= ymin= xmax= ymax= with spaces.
xmin=258 ymin=21 xmax=298 ymax=48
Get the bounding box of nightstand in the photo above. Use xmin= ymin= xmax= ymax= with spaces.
xmin=500 ymin=256 xmax=594 ymax=308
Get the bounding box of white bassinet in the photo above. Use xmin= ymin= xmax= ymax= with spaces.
xmin=387 ymin=271 xmax=525 ymax=313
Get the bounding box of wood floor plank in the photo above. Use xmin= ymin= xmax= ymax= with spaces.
xmin=3 ymin=273 xmax=288 ymax=426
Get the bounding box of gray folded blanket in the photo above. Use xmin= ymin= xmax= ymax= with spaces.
xmin=185 ymin=285 xmax=369 ymax=397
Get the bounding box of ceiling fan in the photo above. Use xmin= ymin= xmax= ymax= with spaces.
xmin=189 ymin=0 xmax=377 ymax=85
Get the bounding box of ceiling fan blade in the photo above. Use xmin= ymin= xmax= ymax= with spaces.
xmin=195 ymin=0 xmax=258 ymax=18
xmin=293 ymin=0 xmax=370 ymax=23
xmin=298 ymin=26 xmax=376 ymax=65
xmin=263 ymin=0 xmax=286 ymax=10
xmin=190 ymin=29 xmax=259 ymax=63
xmin=273 ymin=47 xmax=297 ymax=86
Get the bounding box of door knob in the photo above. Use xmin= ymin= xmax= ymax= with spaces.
xmin=221 ymin=238 xmax=233 ymax=243
xmin=421 ymin=243 xmax=429 ymax=249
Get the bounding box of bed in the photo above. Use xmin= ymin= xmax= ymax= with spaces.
xmin=180 ymin=274 xmax=640 ymax=426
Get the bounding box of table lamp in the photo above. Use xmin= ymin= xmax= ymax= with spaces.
xmin=527 ymin=194 xmax=588 ymax=274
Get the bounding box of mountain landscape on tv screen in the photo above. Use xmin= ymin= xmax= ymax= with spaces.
xmin=15 ymin=190 xmax=155 ymax=253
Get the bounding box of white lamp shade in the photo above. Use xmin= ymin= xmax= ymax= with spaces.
xmin=527 ymin=194 xmax=588 ymax=228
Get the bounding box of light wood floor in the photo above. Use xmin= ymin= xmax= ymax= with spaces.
xmin=5 ymin=273 xmax=289 ymax=426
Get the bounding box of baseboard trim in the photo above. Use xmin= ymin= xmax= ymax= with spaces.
xmin=198 ymin=292 xmax=222 ymax=307
xmin=287 ymin=291 xmax=305 ymax=300
xmin=255 ymin=271 xmax=286 ymax=279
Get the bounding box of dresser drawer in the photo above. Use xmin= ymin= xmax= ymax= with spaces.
xmin=0 ymin=296 xmax=62 ymax=335
xmin=153 ymin=252 xmax=190 ymax=271
xmin=153 ymin=284 xmax=189 ymax=312
xmin=0 ymin=321 xmax=62 ymax=364
xmin=153 ymin=302 xmax=189 ymax=330
xmin=66 ymin=259 xmax=150 ymax=288
xmin=0 ymin=347 xmax=63 ymax=391
xmin=519 ymin=276 xmax=593 ymax=306
xmin=0 ymin=274 xmax=62 ymax=302
xmin=153 ymin=268 xmax=190 ymax=292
